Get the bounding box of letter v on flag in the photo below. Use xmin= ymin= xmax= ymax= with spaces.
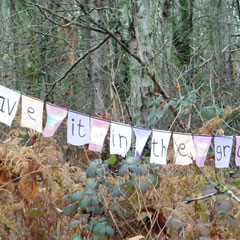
xmin=0 ymin=85 xmax=21 ymax=127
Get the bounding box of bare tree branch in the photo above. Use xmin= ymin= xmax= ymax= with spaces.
xmin=44 ymin=35 xmax=110 ymax=103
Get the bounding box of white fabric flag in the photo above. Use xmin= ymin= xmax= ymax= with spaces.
xmin=214 ymin=136 xmax=233 ymax=168
xmin=0 ymin=85 xmax=21 ymax=126
xmin=110 ymin=122 xmax=132 ymax=157
xmin=133 ymin=127 xmax=151 ymax=159
xmin=21 ymin=95 xmax=44 ymax=132
xmin=67 ymin=110 xmax=90 ymax=146
xmin=173 ymin=133 xmax=195 ymax=165
xmin=150 ymin=130 xmax=171 ymax=164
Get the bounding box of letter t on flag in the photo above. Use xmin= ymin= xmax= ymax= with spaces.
xmin=88 ymin=118 xmax=110 ymax=152
xmin=133 ymin=127 xmax=151 ymax=159
xmin=43 ymin=103 xmax=67 ymax=137
xmin=67 ymin=110 xmax=90 ymax=146
xmin=150 ymin=130 xmax=171 ymax=164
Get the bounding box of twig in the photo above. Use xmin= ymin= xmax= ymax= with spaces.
xmin=185 ymin=191 xmax=221 ymax=204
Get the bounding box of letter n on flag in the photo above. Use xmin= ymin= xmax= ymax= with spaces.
xmin=43 ymin=103 xmax=67 ymax=137
xmin=110 ymin=122 xmax=132 ymax=157
xmin=88 ymin=118 xmax=110 ymax=152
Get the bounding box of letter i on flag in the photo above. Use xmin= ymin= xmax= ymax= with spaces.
xmin=67 ymin=110 xmax=90 ymax=146
xmin=21 ymin=95 xmax=44 ymax=132
xmin=214 ymin=136 xmax=233 ymax=168
xmin=150 ymin=130 xmax=171 ymax=164
xmin=173 ymin=133 xmax=195 ymax=165
xmin=110 ymin=122 xmax=132 ymax=157
xmin=236 ymin=136 xmax=240 ymax=166
xmin=193 ymin=135 xmax=212 ymax=167
xmin=88 ymin=118 xmax=110 ymax=152
xmin=43 ymin=103 xmax=67 ymax=137
xmin=133 ymin=127 xmax=151 ymax=159
xmin=0 ymin=85 xmax=21 ymax=127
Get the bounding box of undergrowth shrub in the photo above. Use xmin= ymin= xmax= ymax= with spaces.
xmin=1 ymin=127 xmax=240 ymax=240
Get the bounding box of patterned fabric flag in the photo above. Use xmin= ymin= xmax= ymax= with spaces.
xmin=236 ymin=136 xmax=240 ymax=166
xmin=43 ymin=103 xmax=67 ymax=137
xmin=193 ymin=135 xmax=212 ymax=167
xmin=214 ymin=136 xmax=233 ymax=168
xmin=110 ymin=122 xmax=132 ymax=157
xmin=88 ymin=118 xmax=110 ymax=152
xmin=67 ymin=110 xmax=90 ymax=146
xmin=133 ymin=127 xmax=151 ymax=159
xmin=173 ymin=133 xmax=195 ymax=165
xmin=150 ymin=130 xmax=171 ymax=164
xmin=21 ymin=95 xmax=44 ymax=132
xmin=0 ymin=85 xmax=21 ymax=126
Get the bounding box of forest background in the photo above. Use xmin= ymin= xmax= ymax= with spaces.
xmin=1 ymin=0 xmax=240 ymax=240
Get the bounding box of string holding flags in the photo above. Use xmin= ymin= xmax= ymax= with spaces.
xmin=0 ymin=84 xmax=239 ymax=168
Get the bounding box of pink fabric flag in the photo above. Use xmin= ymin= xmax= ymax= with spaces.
xmin=43 ymin=103 xmax=67 ymax=137
xmin=214 ymin=136 xmax=233 ymax=168
xmin=193 ymin=135 xmax=212 ymax=167
xmin=236 ymin=136 xmax=240 ymax=166
xmin=88 ymin=118 xmax=110 ymax=152
xmin=133 ymin=127 xmax=151 ymax=159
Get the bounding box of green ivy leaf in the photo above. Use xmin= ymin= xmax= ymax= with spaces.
xmin=118 ymin=164 xmax=128 ymax=176
xmin=107 ymin=155 xmax=117 ymax=164
xmin=81 ymin=197 xmax=92 ymax=209
xmin=63 ymin=204 xmax=77 ymax=216
xmin=148 ymin=173 xmax=161 ymax=188
xmin=105 ymin=226 xmax=114 ymax=235
xmin=70 ymin=220 xmax=81 ymax=228
xmin=72 ymin=234 xmax=81 ymax=240
xmin=70 ymin=191 xmax=83 ymax=202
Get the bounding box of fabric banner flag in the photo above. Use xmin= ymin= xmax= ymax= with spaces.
xmin=67 ymin=110 xmax=90 ymax=146
xmin=214 ymin=136 xmax=233 ymax=168
xmin=173 ymin=133 xmax=195 ymax=165
xmin=133 ymin=127 xmax=151 ymax=159
xmin=21 ymin=95 xmax=44 ymax=132
xmin=88 ymin=118 xmax=110 ymax=152
xmin=43 ymin=103 xmax=67 ymax=137
xmin=150 ymin=130 xmax=171 ymax=165
xmin=193 ymin=135 xmax=212 ymax=167
xmin=236 ymin=136 xmax=240 ymax=166
xmin=110 ymin=122 xmax=132 ymax=157
xmin=0 ymin=85 xmax=21 ymax=127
